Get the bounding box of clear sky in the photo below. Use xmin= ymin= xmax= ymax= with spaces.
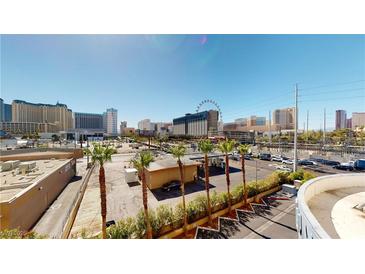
xmin=1 ymin=35 xmax=364 ymax=130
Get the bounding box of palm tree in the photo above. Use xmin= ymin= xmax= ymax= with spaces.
xmin=84 ymin=143 xmax=115 ymax=239
xmin=170 ymin=144 xmax=188 ymax=236
xmin=198 ymin=139 xmax=214 ymax=226
xmin=131 ymin=151 xmax=154 ymax=239
xmin=237 ymin=144 xmax=251 ymax=207
xmin=217 ymin=139 xmax=236 ymax=211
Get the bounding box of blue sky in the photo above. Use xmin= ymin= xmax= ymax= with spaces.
xmin=1 ymin=35 xmax=364 ymax=129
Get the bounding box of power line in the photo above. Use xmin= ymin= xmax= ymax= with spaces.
xmin=299 ymin=87 xmax=365 ymax=97
xmin=299 ymin=95 xmax=365 ymax=103
xmin=300 ymin=79 xmax=365 ymax=91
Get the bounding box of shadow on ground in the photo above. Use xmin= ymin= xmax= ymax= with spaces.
xmin=151 ymin=180 xmax=216 ymax=201
xmin=198 ymin=166 xmax=242 ymax=177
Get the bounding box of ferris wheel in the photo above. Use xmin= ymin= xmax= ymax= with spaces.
xmin=196 ymin=99 xmax=223 ymax=122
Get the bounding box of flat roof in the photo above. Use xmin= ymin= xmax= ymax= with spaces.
xmin=0 ymin=159 xmax=70 ymax=202
xmin=146 ymin=157 xmax=200 ymax=172
xmin=308 ymin=186 xmax=365 ymax=239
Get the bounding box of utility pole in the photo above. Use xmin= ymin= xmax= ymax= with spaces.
xmin=306 ymin=110 xmax=309 ymax=150
xmin=293 ymin=84 xmax=299 ymax=172
xmin=323 ymin=108 xmax=326 ymax=146
xmin=269 ymin=110 xmax=272 ymax=145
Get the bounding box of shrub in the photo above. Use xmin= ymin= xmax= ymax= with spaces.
xmin=153 ymin=205 xmax=174 ymax=236
xmin=186 ymin=195 xmax=207 ymax=223
xmin=288 ymin=169 xmax=316 ymax=185
xmin=247 ymin=181 xmax=260 ymax=197
xmin=172 ymin=203 xmax=185 ymax=229
xmin=231 ymin=185 xmax=243 ymax=203
xmin=107 ymin=217 xmax=136 ymax=239
xmin=0 ymin=229 xmax=46 ymax=239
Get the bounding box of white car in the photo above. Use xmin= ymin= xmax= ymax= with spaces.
xmin=276 ymin=165 xmax=292 ymax=172
xmin=282 ymin=159 xmax=294 ymax=165
xmin=271 ymin=155 xmax=283 ymax=162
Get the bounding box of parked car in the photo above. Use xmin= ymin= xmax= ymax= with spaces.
xmin=298 ymin=159 xmax=317 ymax=166
xmin=271 ymin=155 xmax=283 ymax=162
xmin=354 ymin=159 xmax=365 ymax=171
xmin=275 ymin=165 xmax=292 ymax=172
xmin=244 ymin=154 xmax=252 ymax=160
xmin=323 ymin=160 xmax=341 ymax=166
xmin=161 ymin=180 xmax=181 ymax=192
xmin=259 ymin=153 xmax=271 ymax=161
xmin=229 ymin=153 xmax=241 ymax=161
xmin=333 ymin=162 xmax=354 ymax=171
xmin=282 ymin=159 xmax=294 ymax=165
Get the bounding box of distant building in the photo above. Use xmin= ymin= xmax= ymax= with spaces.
xmin=4 ymin=104 xmax=12 ymax=122
xmin=11 ymin=100 xmax=73 ymax=131
xmin=0 ymin=99 xmax=12 ymax=122
xmin=74 ymin=112 xmax=104 ymax=130
xmin=138 ymin=119 xmax=153 ymax=131
xmin=120 ymin=121 xmax=127 ymax=135
xmin=104 ymin=108 xmax=118 ymax=135
xmin=335 ymin=110 xmax=347 ymax=130
xmin=346 ymin=118 xmax=352 ymax=129
xmin=173 ymin=110 xmax=218 ymax=137
xmin=272 ymin=107 xmax=295 ymax=130
xmin=122 ymin=127 xmax=135 ymax=136
xmin=352 ymin=112 xmax=365 ymax=130
xmin=0 ymin=98 xmax=4 ymax=122
xmin=225 ymin=115 xmax=268 ymax=133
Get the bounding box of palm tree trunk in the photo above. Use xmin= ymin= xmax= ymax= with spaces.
xmin=241 ymin=155 xmax=247 ymax=206
xmin=225 ymin=154 xmax=232 ymax=211
xmin=204 ymin=154 xmax=213 ymax=226
xmin=178 ymin=160 xmax=188 ymax=237
xmin=142 ymin=169 xmax=153 ymax=239
xmin=99 ymin=165 xmax=107 ymax=239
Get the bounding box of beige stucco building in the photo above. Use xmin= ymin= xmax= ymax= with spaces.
xmin=144 ymin=158 xmax=200 ymax=190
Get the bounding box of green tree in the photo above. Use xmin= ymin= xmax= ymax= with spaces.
xmin=217 ymin=139 xmax=236 ymax=211
xmin=130 ymin=151 xmax=155 ymax=239
xmin=84 ymin=143 xmax=115 ymax=239
xmin=198 ymin=139 xmax=214 ymax=227
xmin=170 ymin=144 xmax=188 ymax=237
xmin=237 ymin=144 xmax=251 ymax=207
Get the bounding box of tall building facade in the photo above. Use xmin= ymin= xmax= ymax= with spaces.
xmin=105 ymin=108 xmax=118 ymax=135
xmin=138 ymin=119 xmax=153 ymax=131
xmin=4 ymin=104 xmax=12 ymax=122
xmin=335 ymin=110 xmax=347 ymax=130
xmin=352 ymin=112 xmax=365 ymax=130
xmin=120 ymin=121 xmax=127 ymax=135
xmin=74 ymin=112 xmax=104 ymax=130
xmin=173 ymin=110 xmax=218 ymax=137
xmin=272 ymin=107 xmax=295 ymax=130
xmin=0 ymin=98 xmax=4 ymax=122
xmin=11 ymin=100 xmax=73 ymax=131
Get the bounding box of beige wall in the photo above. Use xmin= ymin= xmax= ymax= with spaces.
xmin=145 ymin=165 xmax=198 ymax=190
xmin=0 ymin=159 xmax=76 ymax=232
xmin=0 ymin=149 xmax=83 ymax=162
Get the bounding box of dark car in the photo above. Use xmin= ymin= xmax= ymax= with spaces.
xmin=323 ymin=160 xmax=341 ymax=166
xmin=259 ymin=153 xmax=271 ymax=161
xmin=162 ymin=180 xmax=181 ymax=192
xmin=244 ymin=154 xmax=252 ymax=160
xmin=354 ymin=159 xmax=365 ymax=171
xmin=333 ymin=163 xmax=354 ymax=171
xmin=298 ymin=160 xmax=317 ymax=166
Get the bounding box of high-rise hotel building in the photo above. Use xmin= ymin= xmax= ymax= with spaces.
xmin=335 ymin=110 xmax=347 ymax=130
xmin=173 ymin=110 xmax=219 ymax=137
xmin=104 ymin=108 xmax=118 ymax=135
xmin=11 ymin=100 xmax=73 ymax=131
xmin=272 ymin=107 xmax=295 ymax=130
